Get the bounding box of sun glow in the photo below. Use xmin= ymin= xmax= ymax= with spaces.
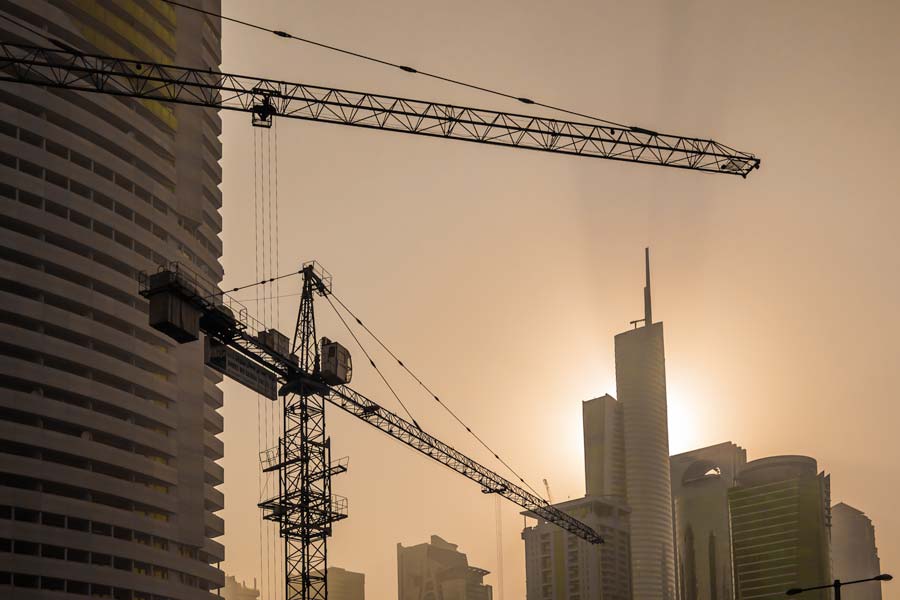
xmin=666 ymin=380 xmax=701 ymax=455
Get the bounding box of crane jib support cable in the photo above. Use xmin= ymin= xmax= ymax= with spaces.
xmin=327 ymin=383 xmax=604 ymax=545
xmin=327 ymin=292 xmax=546 ymax=499
xmin=0 ymin=42 xmax=760 ymax=176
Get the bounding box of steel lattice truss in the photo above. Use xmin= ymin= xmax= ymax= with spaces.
xmin=0 ymin=42 xmax=760 ymax=176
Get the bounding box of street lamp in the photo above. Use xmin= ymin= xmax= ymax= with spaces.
xmin=786 ymin=574 xmax=892 ymax=598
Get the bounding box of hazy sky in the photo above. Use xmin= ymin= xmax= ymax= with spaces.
xmin=215 ymin=1 xmax=900 ymax=598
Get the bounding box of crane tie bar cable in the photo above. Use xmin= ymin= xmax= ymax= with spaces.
xmin=204 ymin=269 xmax=304 ymax=301
xmin=323 ymin=294 xmax=423 ymax=429
xmin=328 ymin=291 xmax=546 ymax=501
xmin=159 ymin=0 xmax=629 ymax=129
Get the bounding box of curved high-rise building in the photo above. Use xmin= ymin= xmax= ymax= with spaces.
xmin=0 ymin=2 xmax=225 ymax=599
xmin=614 ymin=249 xmax=676 ymax=600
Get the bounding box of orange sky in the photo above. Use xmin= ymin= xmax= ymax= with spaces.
xmin=216 ymin=1 xmax=900 ymax=598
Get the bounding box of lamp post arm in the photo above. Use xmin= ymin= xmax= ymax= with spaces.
xmin=840 ymin=575 xmax=890 ymax=587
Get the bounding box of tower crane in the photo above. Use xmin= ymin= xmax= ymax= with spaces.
xmin=140 ymin=262 xmax=601 ymax=600
xmin=0 ymin=30 xmax=762 ymax=600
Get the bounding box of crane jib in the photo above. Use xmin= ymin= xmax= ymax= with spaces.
xmin=0 ymin=42 xmax=760 ymax=176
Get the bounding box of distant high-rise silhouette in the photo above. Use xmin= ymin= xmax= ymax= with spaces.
xmin=581 ymin=249 xmax=677 ymax=600
xmin=728 ymin=456 xmax=831 ymax=600
xmin=831 ymin=503 xmax=883 ymax=600
xmin=0 ymin=2 xmax=224 ymax=598
xmin=583 ymin=393 xmax=626 ymax=500
xmin=670 ymin=442 xmax=748 ymax=600
xmin=615 ymin=249 xmax=676 ymax=600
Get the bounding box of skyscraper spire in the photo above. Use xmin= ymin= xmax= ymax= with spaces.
xmin=644 ymin=247 xmax=653 ymax=326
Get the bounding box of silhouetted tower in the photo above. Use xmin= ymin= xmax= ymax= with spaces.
xmin=616 ymin=248 xmax=676 ymax=600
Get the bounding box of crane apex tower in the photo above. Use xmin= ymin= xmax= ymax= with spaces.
xmin=615 ymin=248 xmax=676 ymax=600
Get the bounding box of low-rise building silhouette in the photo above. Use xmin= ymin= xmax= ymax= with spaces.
xmin=522 ymin=496 xmax=631 ymax=600
xmin=221 ymin=576 xmax=260 ymax=600
xmin=397 ymin=535 xmax=492 ymax=600
xmin=327 ymin=566 xmax=365 ymax=600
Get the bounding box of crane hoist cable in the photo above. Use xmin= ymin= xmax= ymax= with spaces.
xmin=251 ymin=123 xmax=268 ymax=600
xmin=273 ymin=121 xmax=282 ymax=329
xmin=267 ymin=119 xmax=283 ymax=600
xmin=327 ymin=291 xmax=547 ymax=501
xmin=159 ymin=0 xmax=630 ymax=129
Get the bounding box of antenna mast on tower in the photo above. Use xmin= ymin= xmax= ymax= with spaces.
xmin=644 ymin=247 xmax=652 ymax=326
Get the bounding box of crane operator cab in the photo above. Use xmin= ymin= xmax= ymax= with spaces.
xmin=320 ymin=337 xmax=352 ymax=385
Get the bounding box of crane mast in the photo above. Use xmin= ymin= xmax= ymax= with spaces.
xmin=139 ymin=261 xmax=602 ymax=600
xmin=0 ymin=42 xmax=760 ymax=176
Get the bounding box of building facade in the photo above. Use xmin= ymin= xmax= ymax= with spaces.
xmin=728 ymin=456 xmax=831 ymax=600
xmin=522 ymin=496 xmax=631 ymax=600
xmin=670 ymin=442 xmax=747 ymax=600
xmin=831 ymin=503 xmax=882 ymax=600
xmin=327 ymin=566 xmax=365 ymax=600
xmin=397 ymin=535 xmax=493 ymax=600
xmin=0 ymin=2 xmax=225 ymax=599
xmin=613 ymin=251 xmax=676 ymax=600
xmin=583 ymin=394 xmax=626 ymax=501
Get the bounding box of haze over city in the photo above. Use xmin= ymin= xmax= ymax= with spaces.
xmin=0 ymin=1 xmax=897 ymax=600
xmin=213 ymin=2 xmax=899 ymax=598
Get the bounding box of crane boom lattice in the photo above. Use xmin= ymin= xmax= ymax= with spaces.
xmin=0 ymin=42 xmax=759 ymax=176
